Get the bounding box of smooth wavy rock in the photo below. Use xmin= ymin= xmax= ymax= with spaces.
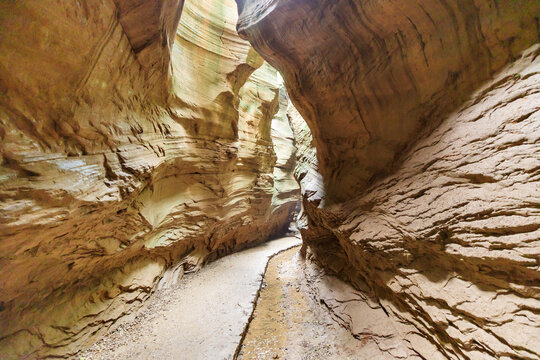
xmin=237 ymin=0 xmax=540 ymax=358
xmin=0 ymin=0 xmax=298 ymax=358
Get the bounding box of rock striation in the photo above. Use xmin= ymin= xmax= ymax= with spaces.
xmin=0 ymin=0 xmax=298 ymax=358
xmin=237 ymin=0 xmax=540 ymax=358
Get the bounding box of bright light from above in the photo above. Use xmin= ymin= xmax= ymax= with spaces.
xmin=276 ymin=70 xmax=284 ymax=85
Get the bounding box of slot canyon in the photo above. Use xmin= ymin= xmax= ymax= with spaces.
xmin=0 ymin=0 xmax=539 ymax=359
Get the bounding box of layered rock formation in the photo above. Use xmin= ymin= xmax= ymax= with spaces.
xmin=0 ymin=0 xmax=298 ymax=358
xmin=238 ymin=0 xmax=540 ymax=358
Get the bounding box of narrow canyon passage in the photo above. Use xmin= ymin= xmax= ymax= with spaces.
xmin=78 ymin=237 xmax=384 ymax=360
xmin=1 ymin=0 xmax=539 ymax=359
xmin=79 ymin=236 xmax=301 ymax=360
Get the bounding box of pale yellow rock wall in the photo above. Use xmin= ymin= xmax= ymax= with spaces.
xmin=0 ymin=0 xmax=298 ymax=358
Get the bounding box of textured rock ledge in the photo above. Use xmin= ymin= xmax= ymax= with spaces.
xmin=237 ymin=0 xmax=540 ymax=358
xmin=0 ymin=0 xmax=298 ymax=358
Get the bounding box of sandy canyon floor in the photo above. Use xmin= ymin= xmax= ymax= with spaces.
xmin=77 ymin=236 xmax=367 ymax=360
xmin=237 ymin=247 xmax=366 ymax=360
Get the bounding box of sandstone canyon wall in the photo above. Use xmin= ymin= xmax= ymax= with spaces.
xmin=237 ymin=1 xmax=540 ymax=359
xmin=0 ymin=0 xmax=298 ymax=358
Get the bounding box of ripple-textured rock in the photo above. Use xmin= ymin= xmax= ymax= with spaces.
xmin=0 ymin=0 xmax=298 ymax=358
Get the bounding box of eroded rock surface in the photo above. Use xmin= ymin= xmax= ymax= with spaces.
xmin=0 ymin=0 xmax=298 ymax=358
xmin=237 ymin=1 xmax=540 ymax=358
xmin=238 ymin=0 xmax=539 ymax=201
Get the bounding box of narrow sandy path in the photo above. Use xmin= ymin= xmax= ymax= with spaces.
xmin=79 ymin=236 xmax=301 ymax=360
xmin=237 ymin=247 xmax=366 ymax=360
